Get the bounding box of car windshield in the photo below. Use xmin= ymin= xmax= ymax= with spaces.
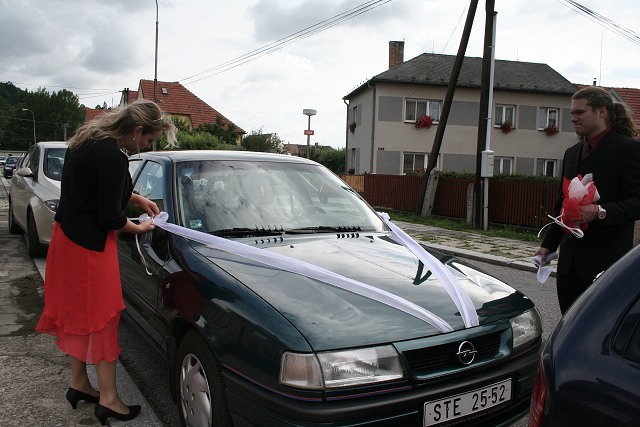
xmin=175 ymin=160 xmax=384 ymax=235
xmin=6 ymin=157 xmax=18 ymax=165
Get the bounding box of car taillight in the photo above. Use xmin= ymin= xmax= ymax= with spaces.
xmin=528 ymin=358 xmax=547 ymax=427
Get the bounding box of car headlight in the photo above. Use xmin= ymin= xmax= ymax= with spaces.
xmin=44 ymin=199 xmax=60 ymax=212
xmin=280 ymin=345 xmax=405 ymax=390
xmin=510 ymin=308 xmax=542 ymax=352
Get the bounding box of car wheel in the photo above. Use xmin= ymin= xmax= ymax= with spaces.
xmin=175 ymin=330 xmax=231 ymax=427
xmin=8 ymin=200 xmax=21 ymax=234
xmin=27 ymin=212 xmax=48 ymax=258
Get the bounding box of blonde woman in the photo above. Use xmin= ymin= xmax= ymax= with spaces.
xmin=36 ymin=100 xmax=176 ymax=425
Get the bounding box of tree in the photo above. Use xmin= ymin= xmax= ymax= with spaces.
xmin=0 ymin=82 xmax=85 ymax=150
xmin=241 ymin=129 xmax=287 ymax=153
xmin=174 ymin=130 xmax=241 ymax=151
xmin=311 ymin=146 xmax=345 ymax=174
xmin=196 ymin=116 xmax=240 ymax=145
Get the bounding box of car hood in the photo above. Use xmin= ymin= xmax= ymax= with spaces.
xmin=191 ymin=232 xmax=531 ymax=350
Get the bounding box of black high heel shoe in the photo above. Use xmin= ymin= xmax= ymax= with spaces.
xmin=94 ymin=403 xmax=141 ymax=426
xmin=66 ymin=387 xmax=99 ymax=409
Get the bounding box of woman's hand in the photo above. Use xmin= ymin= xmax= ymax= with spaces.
xmin=130 ymin=193 xmax=160 ymax=217
xmin=120 ymin=218 xmax=155 ymax=234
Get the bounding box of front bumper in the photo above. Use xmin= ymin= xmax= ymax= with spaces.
xmin=223 ymin=342 xmax=539 ymax=427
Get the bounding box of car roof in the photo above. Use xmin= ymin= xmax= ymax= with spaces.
xmin=134 ymin=150 xmax=318 ymax=165
xmin=36 ymin=141 xmax=68 ymax=148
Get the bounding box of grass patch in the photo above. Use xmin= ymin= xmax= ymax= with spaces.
xmin=382 ymin=210 xmax=540 ymax=243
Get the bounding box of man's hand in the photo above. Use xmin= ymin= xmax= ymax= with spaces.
xmin=533 ymin=247 xmax=551 ymax=267
xmin=574 ymin=203 xmax=598 ymax=224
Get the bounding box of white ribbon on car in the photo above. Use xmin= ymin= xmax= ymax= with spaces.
xmin=137 ymin=211 xmax=479 ymax=332
xmin=377 ymin=212 xmax=479 ymax=328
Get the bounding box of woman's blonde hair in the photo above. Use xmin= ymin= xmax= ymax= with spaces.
xmin=68 ymin=99 xmax=177 ymax=150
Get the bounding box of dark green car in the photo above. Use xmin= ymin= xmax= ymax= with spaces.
xmin=119 ymin=150 xmax=542 ymax=426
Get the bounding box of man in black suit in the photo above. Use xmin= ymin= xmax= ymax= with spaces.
xmin=535 ymin=86 xmax=640 ymax=314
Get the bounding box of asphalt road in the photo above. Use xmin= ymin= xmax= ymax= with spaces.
xmin=1 ymin=172 xmax=560 ymax=426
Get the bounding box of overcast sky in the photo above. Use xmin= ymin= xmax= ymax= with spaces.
xmin=1 ymin=0 xmax=638 ymax=148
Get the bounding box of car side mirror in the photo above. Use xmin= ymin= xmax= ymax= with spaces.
xmin=15 ymin=167 xmax=35 ymax=178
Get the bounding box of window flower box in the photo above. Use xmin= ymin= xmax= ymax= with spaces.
xmin=500 ymin=122 xmax=513 ymax=134
xmin=544 ymin=124 xmax=559 ymax=136
xmin=415 ymin=115 xmax=434 ymax=129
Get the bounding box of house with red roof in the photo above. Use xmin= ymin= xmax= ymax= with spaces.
xmin=121 ymin=80 xmax=244 ymax=143
xmin=609 ymin=87 xmax=640 ymax=129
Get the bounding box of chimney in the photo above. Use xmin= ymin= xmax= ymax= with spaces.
xmin=389 ymin=41 xmax=404 ymax=69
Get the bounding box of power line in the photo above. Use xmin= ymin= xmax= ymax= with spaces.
xmin=179 ymin=0 xmax=392 ymax=85
xmin=555 ymin=0 xmax=640 ymax=45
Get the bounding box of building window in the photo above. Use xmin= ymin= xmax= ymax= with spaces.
xmin=538 ymin=107 xmax=559 ymax=130
xmin=403 ymin=153 xmax=427 ymax=174
xmin=405 ymin=99 xmax=441 ymax=123
xmin=493 ymin=157 xmax=513 ymax=175
xmin=352 ymin=105 xmax=359 ymax=124
xmin=494 ymin=105 xmax=515 ymax=127
xmin=537 ymin=159 xmax=556 ymax=177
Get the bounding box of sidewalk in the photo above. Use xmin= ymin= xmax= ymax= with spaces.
xmin=0 ymin=175 xmax=552 ymax=426
xmin=0 ymin=177 xmax=160 ymax=426
xmin=392 ymin=220 xmax=553 ymax=275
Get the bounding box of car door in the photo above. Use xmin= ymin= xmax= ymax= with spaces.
xmin=10 ymin=145 xmax=39 ymax=231
xmin=118 ymin=159 xmax=172 ymax=347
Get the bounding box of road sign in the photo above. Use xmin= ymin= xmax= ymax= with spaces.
xmin=304 ymin=130 xmax=314 ymax=136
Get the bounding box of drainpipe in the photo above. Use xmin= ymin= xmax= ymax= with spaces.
xmin=369 ymin=81 xmax=377 ymax=173
xmin=343 ymin=99 xmax=349 ymax=173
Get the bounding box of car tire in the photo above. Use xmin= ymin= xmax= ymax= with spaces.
xmin=8 ymin=200 xmax=22 ymax=234
xmin=27 ymin=212 xmax=48 ymax=258
xmin=175 ymin=330 xmax=232 ymax=427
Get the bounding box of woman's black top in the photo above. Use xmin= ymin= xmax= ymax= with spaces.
xmin=55 ymin=138 xmax=133 ymax=251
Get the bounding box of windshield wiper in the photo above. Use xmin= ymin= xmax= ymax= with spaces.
xmin=285 ymin=226 xmax=362 ymax=234
xmin=212 ymin=227 xmax=284 ymax=238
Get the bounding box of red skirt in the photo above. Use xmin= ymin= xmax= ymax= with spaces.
xmin=36 ymin=222 xmax=125 ymax=363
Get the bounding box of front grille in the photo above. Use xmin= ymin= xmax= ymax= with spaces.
xmin=402 ymin=331 xmax=504 ymax=378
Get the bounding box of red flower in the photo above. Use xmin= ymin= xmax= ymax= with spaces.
xmin=544 ymin=124 xmax=559 ymax=136
xmin=415 ymin=115 xmax=434 ymax=129
xmin=559 ymin=175 xmax=599 ymax=233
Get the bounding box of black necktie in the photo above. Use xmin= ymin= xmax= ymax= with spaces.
xmin=582 ymin=140 xmax=592 ymax=160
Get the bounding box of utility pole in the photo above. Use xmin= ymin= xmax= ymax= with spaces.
xmin=473 ymin=0 xmax=496 ymax=229
xmin=417 ymin=0 xmax=479 ymax=216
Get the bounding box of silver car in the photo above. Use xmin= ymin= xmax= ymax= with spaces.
xmin=9 ymin=141 xmax=67 ymax=258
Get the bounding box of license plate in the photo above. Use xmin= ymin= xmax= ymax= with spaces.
xmin=423 ymin=379 xmax=512 ymax=426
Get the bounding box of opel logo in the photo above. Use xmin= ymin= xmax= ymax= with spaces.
xmin=457 ymin=341 xmax=477 ymax=365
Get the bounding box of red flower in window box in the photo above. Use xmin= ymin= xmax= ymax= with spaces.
xmin=544 ymin=124 xmax=559 ymax=136
xmin=415 ymin=115 xmax=434 ymax=129
xmin=500 ymin=122 xmax=513 ymax=134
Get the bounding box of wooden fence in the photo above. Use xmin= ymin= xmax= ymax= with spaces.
xmin=339 ymin=174 xmax=559 ymax=229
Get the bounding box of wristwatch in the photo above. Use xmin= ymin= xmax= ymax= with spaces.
xmin=597 ymin=205 xmax=607 ymax=220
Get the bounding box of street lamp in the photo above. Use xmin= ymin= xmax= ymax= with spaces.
xmin=152 ymin=0 xmax=159 ymax=151
xmin=303 ymin=109 xmax=317 ymax=159
xmin=154 ymin=0 xmax=159 ymax=103
xmin=22 ymin=108 xmax=36 ymax=145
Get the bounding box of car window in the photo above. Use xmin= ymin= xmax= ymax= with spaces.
xmin=21 ymin=146 xmax=39 ymax=178
xmin=175 ymin=160 xmax=383 ymax=233
xmin=133 ymin=160 xmax=164 ymax=211
xmin=614 ymin=295 xmax=640 ymax=363
xmin=129 ymin=159 xmax=144 ymax=180
xmin=43 ymin=147 xmax=66 ymax=181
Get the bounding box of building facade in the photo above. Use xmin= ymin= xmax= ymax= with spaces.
xmin=343 ymin=42 xmax=580 ymax=177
